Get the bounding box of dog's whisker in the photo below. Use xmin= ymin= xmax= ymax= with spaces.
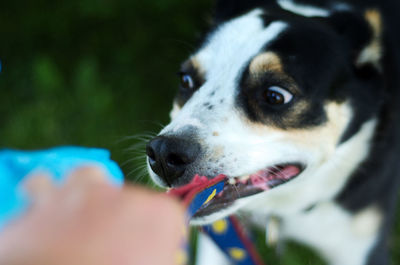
xmin=125 ymin=142 xmax=150 ymax=153
xmin=116 ymin=132 xmax=157 ymax=144
xmin=127 ymin=165 xmax=150 ymax=182
xmin=121 ymin=156 xmax=147 ymax=167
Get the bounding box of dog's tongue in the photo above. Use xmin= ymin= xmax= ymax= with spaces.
xmin=249 ymin=165 xmax=300 ymax=190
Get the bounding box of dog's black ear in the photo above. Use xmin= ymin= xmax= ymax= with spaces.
xmin=323 ymin=9 xmax=383 ymax=71
xmin=214 ymin=0 xmax=275 ymax=23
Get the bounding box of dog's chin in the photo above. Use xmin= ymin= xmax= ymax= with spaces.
xmin=190 ymin=163 xmax=305 ymax=225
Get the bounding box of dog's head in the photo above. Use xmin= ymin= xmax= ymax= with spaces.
xmin=147 ymin=1 xmax=385 ymax=224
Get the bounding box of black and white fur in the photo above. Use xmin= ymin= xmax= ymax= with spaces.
xmin=146 ymin=0 xmax=400 ymax=264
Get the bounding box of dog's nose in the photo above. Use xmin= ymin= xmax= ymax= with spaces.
xmin=146 ymin=136 xmax=200 ymax=186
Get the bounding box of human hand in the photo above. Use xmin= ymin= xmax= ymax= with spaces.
xmin=0 ymin=166 xmax=186 ymax=265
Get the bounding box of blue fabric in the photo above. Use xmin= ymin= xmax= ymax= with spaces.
xmin=203 ymin=218 xmax=262 ymax=265
xmin=186 ymin=181 xmax=225 ymax=219
xmin=0 ymin=146 xmax=124 ymax=229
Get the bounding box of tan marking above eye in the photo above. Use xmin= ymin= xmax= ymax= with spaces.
xmin=249 ymin=52 xmax=284 ymax=74
xmin=191 ymin=57 xmax=204 ymax=74
xmin=365 ymin=9 xmax=382 ymax=37
xmin=182 ymin=57 xmax=205 ymax=77
xmin=356 ymin=9 xmax=383 ymax=69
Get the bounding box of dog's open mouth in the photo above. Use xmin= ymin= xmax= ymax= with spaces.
xmin=193 ymin=163 xmax=304 ymax=218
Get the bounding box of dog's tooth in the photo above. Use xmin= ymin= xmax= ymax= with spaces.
xmin=228 ymin=178 xmax=236 ymax=185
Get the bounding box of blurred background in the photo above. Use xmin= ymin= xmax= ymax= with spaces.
xmin=0 ymin=0 xmax=399 ymax=264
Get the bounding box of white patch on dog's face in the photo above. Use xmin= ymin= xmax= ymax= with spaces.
xmin=277 ymin=0 xmax=330 ymax=17
xmin=169 ymin=102 xmax=182 ymax=120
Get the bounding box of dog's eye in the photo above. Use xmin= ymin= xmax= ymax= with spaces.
xmin=180 ymin=74 xmax=195 ymax=91
xmin=263 ymin=86 xmax=293 ymax=105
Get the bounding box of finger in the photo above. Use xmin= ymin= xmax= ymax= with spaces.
xmin=65 ymin=165 xmax=109 ymax=188
xmin=21 ymin=174 xmax=56 ymax=203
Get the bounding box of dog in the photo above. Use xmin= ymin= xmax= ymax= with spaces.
xmin=146 ymin=0 xmax=400 ymax=264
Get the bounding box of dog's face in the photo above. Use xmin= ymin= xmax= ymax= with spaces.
xmin=147 ymin=3 xmax=384 ymax=224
